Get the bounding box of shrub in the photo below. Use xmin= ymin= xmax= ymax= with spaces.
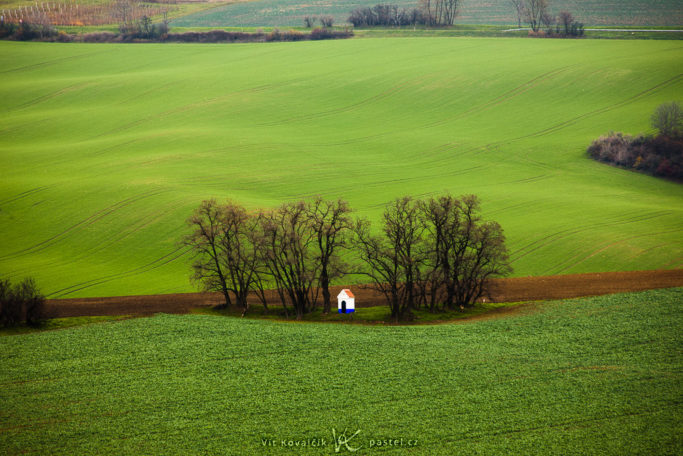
xmin=0 ymin=277 xmax=45 ymax=327
xmin=0 ymin=278 xmax=22 ymax=327
xmin=81 ymin=32 xmax=118 ymax=43
xmin=0 ymin=19 xmax=57 ymax=41
xmin=310 ymin=27 xmax=353 ymax=40
xmin=19 ymin=278 xmax=45 ymax=326
xmin=587 ymin=132 xmax=682 ymax=180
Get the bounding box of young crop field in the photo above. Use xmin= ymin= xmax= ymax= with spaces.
xmin=172 ymin=0 xmax=683 ymax=28
xmin=0 ymin=38 xmax=682 ymax=298
xmin=1 ymin=288 xmax=681 ymax=454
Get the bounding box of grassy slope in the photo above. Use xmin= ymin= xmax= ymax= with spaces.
xmin=0 ymin=38 xmax=682 ymax=298
xmin=172 ymin=0 xmax=683 ymax=28
xmin=1 ymin=288 xmax=681 ymax=454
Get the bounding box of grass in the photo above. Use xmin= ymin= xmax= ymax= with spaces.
xmin=0 ymin=38 xmax=682 ymax=298
xmin=0 ymin=315 xmax=129 ymax=336
xmin=0 ymin=287 xmax=680 ymax=454
xmin=172 ymin=0 xmax=683 ymax=28
xmin=191 ymin=300 xmax=519 ymax=324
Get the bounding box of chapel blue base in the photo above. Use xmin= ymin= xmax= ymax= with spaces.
xmin=338 ymin=309 xmax=355 ymax=314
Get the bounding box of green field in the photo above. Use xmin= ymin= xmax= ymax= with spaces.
xmin=1 ymin=288 xmax=681 ymax=454
xmin=172 ymin=0 xmax=683 ymax=28
xmin=0 ymin=38 xmax=682 ymax=298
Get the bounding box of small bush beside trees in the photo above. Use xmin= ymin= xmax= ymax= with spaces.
xmin=0 ymin=277 xmax=45 ymax=327
xmin=587 ymin=102 xmax=683 ymax=180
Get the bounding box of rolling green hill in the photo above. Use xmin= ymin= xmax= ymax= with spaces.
xmin=172 ymin=0 xmax=683 ymax=28
xmin=0 ymin=38 xmax=682 ymax=298
xmin=1 ymin=288 xmax=681 ymax=454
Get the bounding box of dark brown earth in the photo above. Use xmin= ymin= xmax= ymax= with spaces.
xmin=44 ymin=269 xmax=683 ymax=318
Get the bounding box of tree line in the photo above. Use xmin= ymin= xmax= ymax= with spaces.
xmin=183 ymin=194 xmax=511 ymax=321
xmin=348 ymin=0 xmax=461 ymax=27
xmin=348 ymin=0 xmax=583 ymax=37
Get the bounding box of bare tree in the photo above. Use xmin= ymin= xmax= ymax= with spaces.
xmin=418 ymin=195 xmax=458 ymax=311
xmin=384 ymin=197 xmax=425 ymax=311
xmin=217 ymin=202 xmax=262 ymax=313
xmin=440 ymin=195 xmax=511 ymax=308
xmin=510 ymin=0 xmax=525 ymax=28
xmin=523 ymin=0 xmax=548 ymax=32
xmin=558 ymin=10 xmax=573 ymax=35
xmin=303 ymin=15 xmax=316 ymax=28
xmin=184 ymin=200 xmax=232 ymax=308
xmin=419 ymin=0 xmax=459 ymax=26
xmin=441 ymin=0 xmax=460 ymax=26
xmin=184 ymin=200 xmax=261 ymax=313
xmin=320 ymin=15 xmax=334 ymax=28
xmin=651 ymin=101 xmax=682 ymax=138
xmin=307 ymin=197 xmax=353 ymax=314
xmin=353 ymin=218 xmax=407 ymax=321
xmin=258 ymin=202 xmax=319 ymax=320
xmin=353 ymin=197 xmax=426 ymax=321
xmin=113 ymin=0 xmax=134 ymax=33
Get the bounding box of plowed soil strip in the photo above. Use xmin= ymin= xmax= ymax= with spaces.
xmin=45 ymin=269 xmax=683 ymax=319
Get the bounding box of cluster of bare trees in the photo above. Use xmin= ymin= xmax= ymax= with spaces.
xmin=184 ymin=198 xmax=352 ymax=320
xmin=348 ymin=4 xmax=425 ymax=27
xmin=184 ymin=194 xmax=510 ymax=321
xmin=348 ymin=0 xmax=460 ymax=27
xmin=511 ymin=0 xmax=583 ymax=36
xmin=419 ymin=0 xmax=460 ymax=26
xmin=354 ymin=195 xmax=510 ymax=321
xmin=303 ymin=15 xmax=334 ymax=28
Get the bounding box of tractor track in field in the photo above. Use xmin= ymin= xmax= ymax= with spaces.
xmin=44 ymin=269 xmax=683 ymax=318
xmin=441 ymin=73 xmax=682 ymax=161
xmin=6 ymin=198 xmax=189 ymax=280
xmin=421 ymin=65 xmax=575 ymax=131
xmin=256 ymin=76 xmax=419 ymax=127
xmin=48 ymin=246 xmax=190 ymax=298
xmin=509 ymin=209 xmax=673 ymax=263
xmin=0 ymin=50 xmax=104 ymax=75
xmin=7 ymin=82 xmax=93 ymax=113
xmin=0 ymin=186 xmax=50 ymax=206
xmin=0 ymin=188 xmax=169 ymax=261
xmin=544 ymin=228 xmax=682 ymax=276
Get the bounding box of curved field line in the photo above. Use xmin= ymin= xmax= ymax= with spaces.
xmin=256 ymin=76 xmax=423 ymax=127
xmin=421 ymin=65 xmax=576 ymax=130
xmin=0 ymin=50 xmax=104 ymax=75
xmin=546 ymin=228 xmax=682 ymax=275
xmin=517 ymin=73 xmax=683 ymax=140
xmin=0 ymin=186 xmax=49 ymax=206
xmin=7 ymin=82 xmax=93 ymax=113
xmin=47 ymin=246 xmax=191 ymax=298
xmin=0 ymin=188 xmax=169 ymax=261
xmin=509 ymin=210 xmax=672 ymax=263
xmin=6 ymin=198 xmax=189 ymax=279
xmin=446 ymin=73 xmax=682 ymax=161
xmin=89 ymin=82 xmax=283 ymax=139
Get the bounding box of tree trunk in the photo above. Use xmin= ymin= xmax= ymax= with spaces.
xmin=321 ymin=265 xmax=331 ymax=314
